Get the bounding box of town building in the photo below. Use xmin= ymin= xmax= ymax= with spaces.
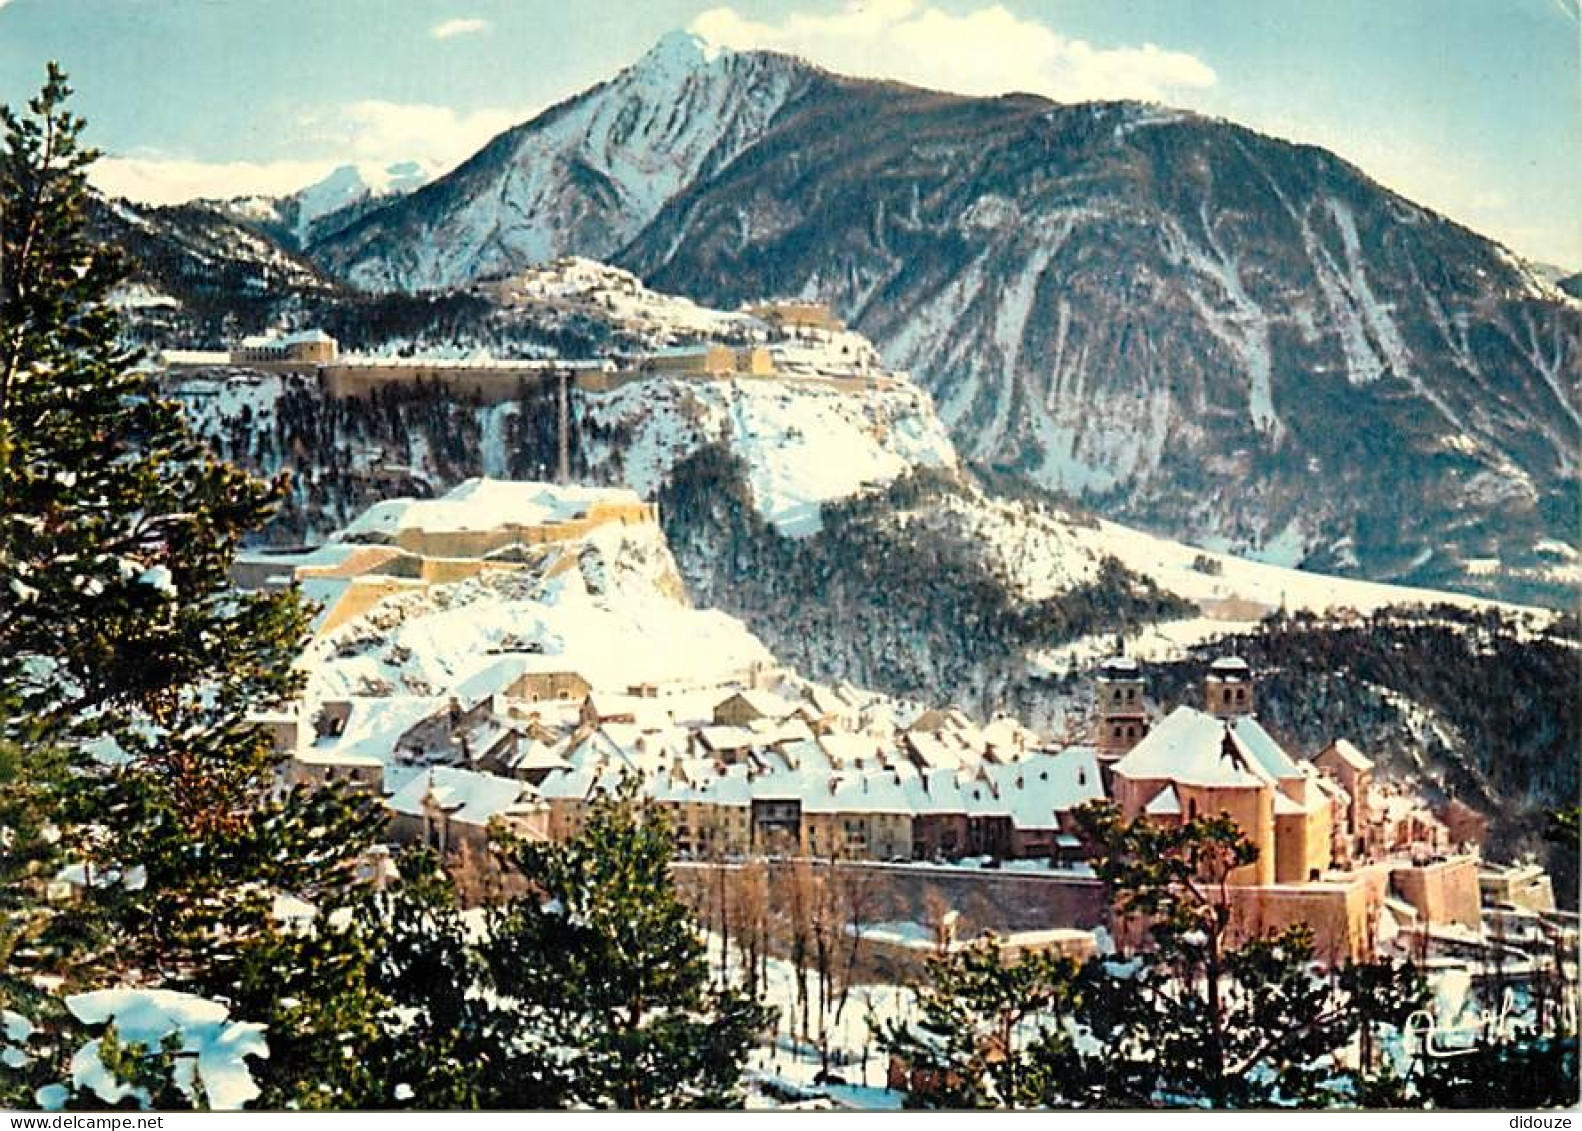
xmin=1092 ymin=654 xmax=1149 ymax=766
xmin=387 ymin=766 xmax=548 ymax=855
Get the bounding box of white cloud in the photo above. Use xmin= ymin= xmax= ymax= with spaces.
xmin=432 ymin=16 xmax=490 ymax=40
xmin=297 ymin=99 xmax=524 ymax=167
xmin=91 ymin=155 xmax=339 ymax=204
xmin=92 ymin=99 xmax=532 ymax=205
xmin=689 ymin=0 xmax=1216 ymax=103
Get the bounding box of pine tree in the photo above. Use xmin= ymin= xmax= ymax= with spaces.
xmin=360 ymin=851 xmax=514 ymax=1109
xmin=483 ymin=788 xmax=773 ymax=1109
xmin=0 ymin=66 xmax=387 ymax=1109
xmin=876 ymin=937 xmax=1084 ymax=1109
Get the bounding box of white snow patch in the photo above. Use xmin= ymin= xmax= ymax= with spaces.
xmin=65 ymin=989 xmax=268 ymax=1110
xmin=581 ymin=375 xmax=957 ymax=537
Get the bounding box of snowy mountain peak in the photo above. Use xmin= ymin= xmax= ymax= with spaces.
xmin=195 ymin=158 xmax=438 ymax=252
xmin=632 ymin=29 xmax=731 ymax=76
xmin=314 ymin=32 xmax=815 ymax=291
xmin=280 ymin=160 xmax=438 ymax=246
xmin=294 ymin=160 xmax=436 ymax=226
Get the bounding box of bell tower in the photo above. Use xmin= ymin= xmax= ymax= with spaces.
xmin=1094 ymin=655 xmax=1149 ymax=759
xmin=1205 ymin=656 xmax=1255 ymax=718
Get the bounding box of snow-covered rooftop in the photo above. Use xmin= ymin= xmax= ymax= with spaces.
xmin=1112 ymin=706 xmax=1301 ymax=790
xmin=387 ymin=766 xmax=540 ymax=827
xmin=239 ymin=328 xmax=335 ymax=349
xmin=1322 ymin=738 xmax=1375 ymax=773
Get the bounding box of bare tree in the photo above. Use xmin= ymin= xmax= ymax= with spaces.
xmin=727 ymin=857 xmax=772 ymax=998
xmin=831 ymin=861 xmax=881 ymax=1033
xmin=781 ymin=857 xmax=816 ymax=1044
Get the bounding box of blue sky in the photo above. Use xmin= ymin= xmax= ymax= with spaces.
xmin=1 ymin=0 xmax=1577 ymax=265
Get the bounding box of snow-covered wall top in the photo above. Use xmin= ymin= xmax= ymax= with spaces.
xmin=338 ymin=477 xmax=647 ymax=539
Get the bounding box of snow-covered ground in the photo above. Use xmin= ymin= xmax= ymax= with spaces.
xmin=1087 ymin=514 xmax=1543 ymax=618
xmin=582 ymin=374 xmax=956 ymax=536
xmin=1026 ymin=507 xmax=1553 ymax=674
xmin=485 ymin=256 xmax=756 ymax=341
xmin=302 ymin=522 xmax=773 ymax=701
xmin=700 ymin=933 xmax=911 ymax=1111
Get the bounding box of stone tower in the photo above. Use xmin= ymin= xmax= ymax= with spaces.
xmin=1094 ymin=655 xmax=1149 ymax=758
xmin=1205 ymin=656 xmax=1255 ymax=718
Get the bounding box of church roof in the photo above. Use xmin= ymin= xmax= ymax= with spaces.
xmin=1112 ymin=706 xmax=1300 ymax=790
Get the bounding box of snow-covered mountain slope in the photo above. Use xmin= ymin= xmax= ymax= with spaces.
xmin=625 ymin=93 xmax=1581 ymax=608
xmin=851 ymin=471 xmax=1541 ymax=621
xmin=87 ymin=193 xmax=345 ymax=346
xmin=213 ymin=160 xmax=440 ymax=251
xmin=303 ymin=520 xmax=771 ymax=703
xmin=478 ymin=256 xmax=758 ymax=343
xmin=90 ymin=194 xmax=335 ymax=300
xmin=311 ymin=32 xmax=817 ymax=291
xmin=579 ymin=374 xmax=955 ymax=536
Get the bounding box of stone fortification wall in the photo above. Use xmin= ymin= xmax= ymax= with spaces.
xmin=1390 ymin=855 xmax=1482 ymax=929
xmin=320 ymin=363 xmax=561 ymax=405
xmin=385 ymin=500 xmax=658 ymax=559
xmin=673 ymin=859 xmax=1112 ymax=939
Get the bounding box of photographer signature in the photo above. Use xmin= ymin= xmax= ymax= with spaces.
xmin=1402 ymin=989 xmax=1518 ymax=1058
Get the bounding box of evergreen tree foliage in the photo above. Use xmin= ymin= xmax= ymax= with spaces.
xmin=0 ymin=66 xmax=387 ymax=1109
xmin=876 ymin=937 xmax=1084 ymax=1109
xmin=361 ymin=851 xmax=513 ymax=1109
xmin=1071 ymin=801 xmax=1426 ymax=1108
xmin=1545 ymin=806 xmax=1579 ymax=853
xmin=483 ymin=788 xmax=772 ymax=1109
